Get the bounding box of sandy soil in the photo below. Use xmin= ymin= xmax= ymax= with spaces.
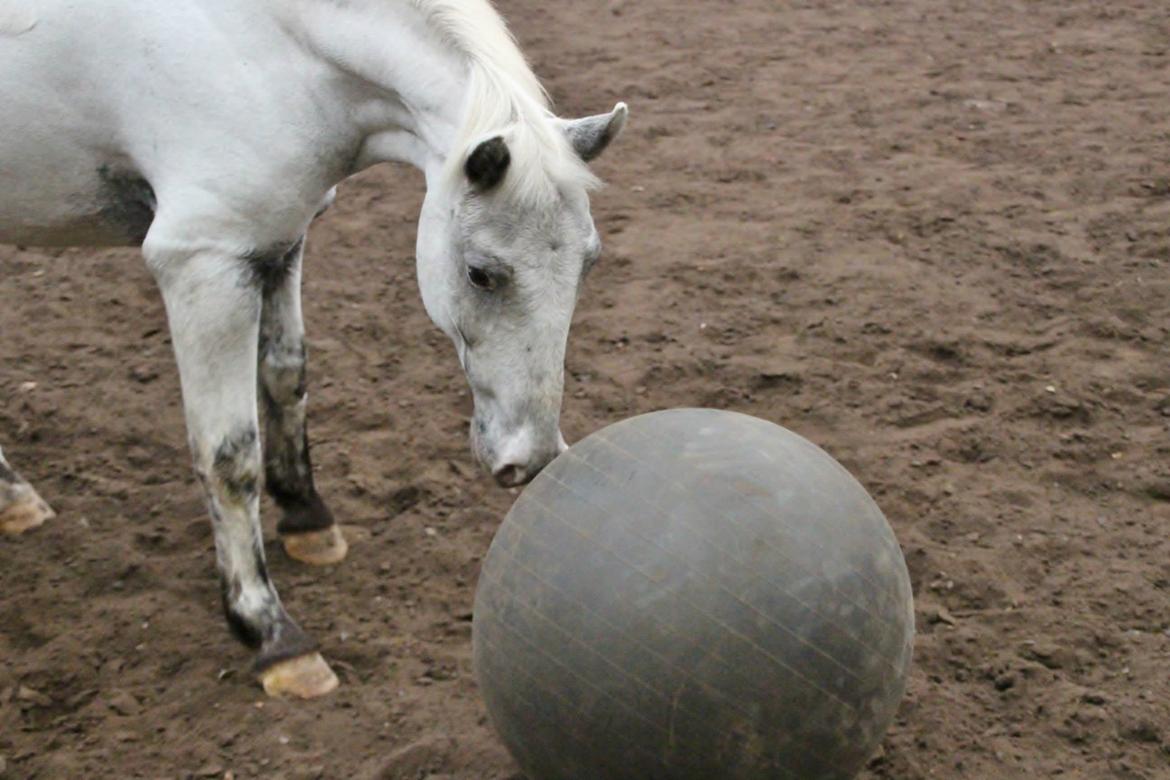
xmin=2 ymin=0 xmax=1169 ymax=777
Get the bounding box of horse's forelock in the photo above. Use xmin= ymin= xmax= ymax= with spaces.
xmin=412 ymin=0 xmax=599 ymax=205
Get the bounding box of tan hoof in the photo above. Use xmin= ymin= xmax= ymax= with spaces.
xmin=281 ymin=525 xmax=348 ymax=566
xmin=0 ymin=487 xmax=55 ymax=535
xmin=259 ymin=652 xmax=339 ymax=699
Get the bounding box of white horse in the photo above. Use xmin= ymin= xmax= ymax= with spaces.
xmin=0 ymin=0 xmax=626 ymax=698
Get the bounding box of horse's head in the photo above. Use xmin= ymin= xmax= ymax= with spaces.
xmin=416 ymin=103 xmax=627 ymax=487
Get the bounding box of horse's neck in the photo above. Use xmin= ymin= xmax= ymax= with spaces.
xmin=290 ymin=0 xmax=470 ymax=173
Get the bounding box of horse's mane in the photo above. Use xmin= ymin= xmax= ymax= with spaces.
xmin=410 ymin=0 xmax=600 ymax=204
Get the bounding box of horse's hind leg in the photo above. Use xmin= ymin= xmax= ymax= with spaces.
xmin=258 ymin=238 xmax=347 ymax=566
xmin=149 ymin=239 xmax=337 ymax=698
xmin=0 ymin=443 xmax=55 ymax=535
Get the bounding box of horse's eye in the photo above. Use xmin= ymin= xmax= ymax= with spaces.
xmin=467 ymin=266 xmax=494 ymax=290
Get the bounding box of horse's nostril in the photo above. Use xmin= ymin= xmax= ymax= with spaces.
xmin=493 ymin=464 xmax=527 ymax=488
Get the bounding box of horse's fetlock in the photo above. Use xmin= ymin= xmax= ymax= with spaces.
xmin=221 ymin=584 xmax=265 ymax=649
xmin=260 ymin=358 xmax=307 ymax=407
xmin=220 ymin=572 xmax=281 ymax=650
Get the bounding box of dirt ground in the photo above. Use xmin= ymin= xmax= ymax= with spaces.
xmin=2 ymin=0 xmax=1169 ymax=777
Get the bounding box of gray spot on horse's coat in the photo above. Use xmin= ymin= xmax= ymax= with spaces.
xmin=245 ymin=238 xmax=303 ymax=295
xmin=213 ymin=427 xmax=260 ymax=501
xmin=97 ymin=166 xmax=156 ymax=244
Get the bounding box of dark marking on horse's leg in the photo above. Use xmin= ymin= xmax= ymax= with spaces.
xmin=257 ymin=238 xmax=347 ymax=566
xmin=213 ymin=428 xmax=261 ymax=502
xmin=97 ymin=166 xmax=156 ymax=245
xmin=215 ymin=537 xmax=316 ymax=666
xmin=199 ymin=426 xmax=332 ymax=691
xmin=263 ymin=402 xmax=334 ymax=535
xmin=262 ymin=357 xmax=347 ymax=566
xmin=257 ymin=341 xmax=324 ymax=530
xmin=245 ymin=238 xmax=304 ymax=297
xmin=268 ymin=446 xmax=337 ymax=536
xmin=197 ymin=424 xmax=339 ymax=697
xmin=199 ymin=425 xmax=270 ymax=648
xmin=0 ymin=444 xmax=55 ymax=535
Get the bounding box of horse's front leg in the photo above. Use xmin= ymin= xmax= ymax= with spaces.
xmin=149 ymin=242 xmax=338 ymax=698
xmin=0 ymin=444 xmax=55 ymax=535
xmin=258 ymin=237 xmax=347 ymax=566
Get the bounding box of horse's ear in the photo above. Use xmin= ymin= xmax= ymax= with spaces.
xmin=560 ymin=102 xmax=628 ymax=162
xmin=465 ymin=136 xmax=511 ymax=190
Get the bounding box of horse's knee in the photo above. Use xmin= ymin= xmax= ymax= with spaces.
xmin=259 ymin=343 xmax=307 ymax=409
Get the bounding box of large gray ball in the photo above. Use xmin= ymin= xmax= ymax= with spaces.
xmin=473 ymin=409 xmax=914 ymax=780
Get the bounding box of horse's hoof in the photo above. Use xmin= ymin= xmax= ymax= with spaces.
xmin=0 ymin=489 xmax=55 ymax=535
xmin=281 ymin=525 xmax=348 ymax=566
xmin=259 ymin=652 xmax=339 ymax=699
